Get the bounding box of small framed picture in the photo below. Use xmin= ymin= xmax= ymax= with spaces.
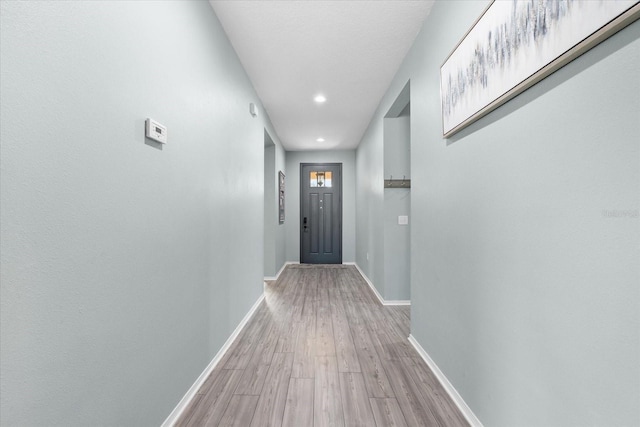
xmin=278 ymin=171 xmax=285 ymax=223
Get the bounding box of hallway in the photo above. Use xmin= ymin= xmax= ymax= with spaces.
xmin=176 ymin=265 xmax=468 ymax=426
xmin=2 ymin=1 xmax=638 ymax=425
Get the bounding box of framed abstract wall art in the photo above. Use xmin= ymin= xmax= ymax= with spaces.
xmin=279 ymin=171 xmax=285 ymax=224
xmin=440 ymin=0 xmax=640 ymax=138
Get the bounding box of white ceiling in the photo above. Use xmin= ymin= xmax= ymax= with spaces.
xmin=209 ymin=0 xmax=434 ymax=151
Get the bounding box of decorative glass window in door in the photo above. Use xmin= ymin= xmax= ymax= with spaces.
xmin=310 ymin=171 xmax=332 ymax=187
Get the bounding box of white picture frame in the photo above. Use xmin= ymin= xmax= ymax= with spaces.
xmin=440 ymin=0 xmax=640 ymax=138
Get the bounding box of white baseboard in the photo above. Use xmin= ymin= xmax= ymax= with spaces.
xmin=408 ymin=335 xmax=483 ymax=427
xmin=345 ymin=262 xmax=411 ymax=306
xmin=346 ymin=262 xmax=384 ymax=304
xmin=384 ymin=300 xmax=411 ymax=306
xmin=264 ymin=261 xmax=299 ymax=282
xmin=161 ymin=292 xmax=266 ymax=427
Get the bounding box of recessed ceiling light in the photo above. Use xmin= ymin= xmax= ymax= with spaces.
xmin=316 ymin=138 xmax=325 ymax=142
xmin=314 ymin=94 xmax=326 ymax=103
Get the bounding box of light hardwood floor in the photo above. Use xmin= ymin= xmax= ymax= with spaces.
xmin=176 ymin=264 xmax=469 ymax=427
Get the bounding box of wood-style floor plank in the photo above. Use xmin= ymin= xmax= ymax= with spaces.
xmin=219 ymin=305 xmax=270 ymax=370
xmin=275 ymin=319 xmax=299 ymax=353
xmin=250 ymin=352 xmax=294 ymax=427
xmin=333 ymin=320 xmax=361 ymax=373
xmin=330 ymin=290 xmax=361 ymax=373
xmin=292 ymin=317 xmax=316 ymax=379
xmin=383 ymin=358 xmax=441 ymax=426
xmin=370 ymin=398 xmax=409 ymax=427
xmin=218 ymin=395 xmax=259 ymax=427
xmin=234 ymin=323 xmax=279 ymax=395
xmin=315 ymin=296 xmax=336 ymax=357
xmin=339 ymin=372 xmax=376 ymax=427
xmin=282 ymin=378 xmax=314 ymax=427
xmin=176 ymin=265 xmax=469 ymax=427
xmin=176 ymin=369 xmax=243 ymax=427
xmin=356 ymin=347 xmax=395 ymax=398
xmin=401 ymin=356 xmax=469 ymax=427
xmin=314 ymin=356 xmax=344 ymax=427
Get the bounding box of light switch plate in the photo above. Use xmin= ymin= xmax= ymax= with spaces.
xmin=145 ymin=118 xmax=167 ymax=144
xmin=398 ymin=215 xmax=409 ymax=225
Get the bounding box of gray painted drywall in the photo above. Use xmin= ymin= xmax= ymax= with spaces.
xmin=264 ymin=142 xmax=276 ymax=276
xmin=274 ymin=144 xmax=287 ymax=273
xmin=357 ymin=97 xmax=412 ymax=301
xmin=357 ymin=1 xmax=639 ymax=426
xmin=0 ymin=1 xmax=282 ymax=425
xmin=356 ymin=122 xmax=385 ymax=296
xmin=383 ymin=109 xmax=411 ymax=301
xmin=383 ymin=187 xmax=411 ymax=301
xmin=285 ymin=150 xmax=356 ymax=263
xmin=263 ymin=132 xmax=287 ymax=278
xmin=384 ymin=114 xmax=411 ymax=180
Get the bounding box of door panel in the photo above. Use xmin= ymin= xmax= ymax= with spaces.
xmin=301 ymin=163 xmax=342 ymax=264
xmin=310 ymin=193 xmax=320 ymax=254
xmin=323 ymin=194 xmax=333 ymax=253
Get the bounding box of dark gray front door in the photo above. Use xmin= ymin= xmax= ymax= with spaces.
xmin=300 ymin=163 xmax=342 ymax=264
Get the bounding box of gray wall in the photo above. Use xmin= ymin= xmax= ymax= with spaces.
xmin=264 ymin=142 xmax=276 ymax=276
xmin=263 ymin=133 xmax=287 ymax=278
xmin=383 ymin=111 xmax=411 ymax=180
xmin=383 ymin=109 xmax=411 ymax=301
xmin=383 ymin=187 xmax=411 ymax=301
xmin=356 ymin=127 xmax=385 ymax=295
xmin=274 ymin=144 xmax=287 ymax=274
xmin=357 ymin=98 xmax=413 ymax=301
xmin=285 ymin=150 xmax=356 ymax=263
xmin=357 ymin=1 xmax=640 ymax=426
xmin=0 ymin=1 xmax=282 ymax=425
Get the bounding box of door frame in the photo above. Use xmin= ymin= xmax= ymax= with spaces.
xmin=299 ymin=163 xmax=343 ymax=264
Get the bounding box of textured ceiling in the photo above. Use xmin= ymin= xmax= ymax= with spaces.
xmin=209 ymin=0 xmax=434 ymax=151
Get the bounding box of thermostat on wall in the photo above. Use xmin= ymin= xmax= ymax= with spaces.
xmin=145 ymin=118 xmax=167 ymax=144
